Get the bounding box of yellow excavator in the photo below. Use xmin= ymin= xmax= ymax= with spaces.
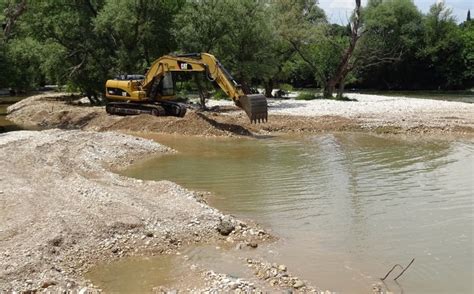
xmin=105 ymin=53 xmax=268 ymax=123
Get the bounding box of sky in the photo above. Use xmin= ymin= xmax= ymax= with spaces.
xmin=318 ymin=0 xmax=472 ymax=24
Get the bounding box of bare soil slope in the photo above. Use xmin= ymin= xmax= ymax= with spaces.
xmin=5 ymin=93 xmax=364 ymax=136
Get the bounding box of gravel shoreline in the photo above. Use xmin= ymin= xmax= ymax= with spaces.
xmin=0 ymin=129 xmax=273 ymax=292
xmin=208 ymin=93 xmax=474 ymax=133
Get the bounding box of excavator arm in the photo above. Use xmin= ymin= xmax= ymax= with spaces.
xmin=141 ymin=53 xmax=268 ymax=123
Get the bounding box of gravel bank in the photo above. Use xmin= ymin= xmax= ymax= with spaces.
xmin=8 ymin=93 xmax=473 ymax=137
xmin=0 ymin=129 xmax=270 ymax=292
xmin=210 ymin=93 xmax=474 ymax=133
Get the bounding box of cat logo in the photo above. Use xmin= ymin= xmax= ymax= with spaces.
xmin=180 ymin=63 xmax=189 ymax=70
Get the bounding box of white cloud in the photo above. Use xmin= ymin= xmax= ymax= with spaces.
xmin=318 ymin=0 xmax=472 ymax=24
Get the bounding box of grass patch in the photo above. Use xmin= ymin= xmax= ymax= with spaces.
xmin=295 ymin=91 xmax=358 ymax=102
xmin=212 ymin=89 xmax=230 ymax=100
xmin=296 ymin=92 xmax=318 ymax=100
xmin=334 ymin=95 xmax=358 ymax=102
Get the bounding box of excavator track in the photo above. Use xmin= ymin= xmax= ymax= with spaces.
xmin=156 ymin=100 xmax=187 ymax=118
xmin=106 ymin=102 xmax=169 ymax=117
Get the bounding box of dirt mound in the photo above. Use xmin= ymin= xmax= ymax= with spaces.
xmin=7 ymin=93 xmax=363 ymax=137
xmin=100 ymin=111 xmax=253 ymax=136
xmin=8 ymin=93 xmax=471 ymax=137
xmin=6 ymin=94 xmax=256 ymax=136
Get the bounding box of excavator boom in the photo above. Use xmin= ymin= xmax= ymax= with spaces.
xmin=105 ymin=53 xmax=268 ymax=123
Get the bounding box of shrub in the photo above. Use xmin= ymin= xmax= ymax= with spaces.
xmin=279 ymin=83 xmax=293 ymax=92
xmin=212 ymin=89 xmax=230 ymax=100
xmin=296 ymin=92 xmax=317 ymax=100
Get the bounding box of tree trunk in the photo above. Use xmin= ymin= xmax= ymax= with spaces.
xmin=323 ymin=81 xmax=336 ymax=98
xmin=3 ymin=0 xmax=27 ymax=40
xmin=325 ymin=0 xmax=361 ymax=99
xmin=337 ymin=81 xmax=345 ymax=98
xmin=239 ymin=80 xmax=252 ymax=95
xmin=264 ymin=79 xmax=274 ymax=98
xmin=194 ymin=74 xmax=207 ymax=110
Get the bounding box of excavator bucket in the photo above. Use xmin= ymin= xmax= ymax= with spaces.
xmin=238 ymin=94 xmax=268 ymax=123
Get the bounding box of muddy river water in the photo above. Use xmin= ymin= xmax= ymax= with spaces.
xmin=0 ymin=97 xmax=23 ymax=132
xmin=96 ymin=133 xmax=473 ymax=293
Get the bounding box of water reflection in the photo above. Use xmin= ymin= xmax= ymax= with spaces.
xmin=0 ymin=103 xmax=22 ymax=133
xmin=123 ymin=133 xmax=473 ymax=294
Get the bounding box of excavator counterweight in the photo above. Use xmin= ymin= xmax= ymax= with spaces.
xmin=104 ymin=53 xmax=268 ymax=123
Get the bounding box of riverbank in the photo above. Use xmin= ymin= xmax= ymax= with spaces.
xmin=6 ymin=93 xmax=474 ymax=137
xmin=2 ymin=93 xmax=473 ymax=291
xmin=0 ymin=129 xmax=287 ymax=292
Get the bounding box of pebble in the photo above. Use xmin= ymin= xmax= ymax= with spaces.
xmin=293 ymin=280 xmax=305 ymax=289
xmin=278 ymin=264 xmax=287 ymax=272
xmin=248 ymin=241 xmax=258 ymax=248
xmin=41 ymin=280 xmax=57 ymax=288
xmin=145 ymin=231 xmax=154 ymax=237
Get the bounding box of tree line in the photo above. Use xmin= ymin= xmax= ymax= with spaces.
xmin=0 ymin=0 xmax=473 ymax=99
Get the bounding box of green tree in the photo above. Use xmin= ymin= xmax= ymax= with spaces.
xmin=175 ymin=0 xmax=280 ymax=94
xmin=420 ymin=2 xmax=466 ymax=88
xmin=215 ymin=0 xmax=277 ymax=92
xmin=356 ymin=0 xmax=424 ymax=89
xmin=459 ymin=15 xmax=474 ymax=87
xmin=95 ymin=0 xmax=183 ymax=73
xmin=275 ymin=0 xmax=364 ymax=98
xmin=5 ymin=37 xmax=44 ymax=90
xmin=19 ymin=0 xmax=110 ymax=100
xmin=174 ymin=0 xmax=230 ymax=53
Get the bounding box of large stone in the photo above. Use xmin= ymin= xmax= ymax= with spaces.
xmin=217 ymin=217 xmax=235 ymax=236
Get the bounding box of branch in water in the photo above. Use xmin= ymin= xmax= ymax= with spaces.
xmin=381 ymin=264 xmax=403 ymax=281
xmin=394 ymin=258 xmax=415 ymax=281
xmin=381 ymin=258 xmax=415 ymax=281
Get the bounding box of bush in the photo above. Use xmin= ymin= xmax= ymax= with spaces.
xmin=296 ymin=92 xmax=317 ymax=100
xmin=211 ymin=89 xmax=230 ymax=100
xmin=279 ymin=83 xmax=293 ymax=92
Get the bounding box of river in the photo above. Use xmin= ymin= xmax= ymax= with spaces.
xmin=0 ymin=97 xmax=23 ymax=133
xmin=3 ymin=93 xmax=471 ymax=292
xmin=108 ymin=133 xmax=474 ymax=293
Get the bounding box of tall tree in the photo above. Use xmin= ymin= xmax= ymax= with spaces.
xmin=2 ymin=0 xmax=26 ymax=40
xmin=95 ymin=0 xmax=183 ymax=73
xmin=174 ymin=0 xmax=230 ymax=53
xmin=356 ymin=0 xmax=424 ymax=89
xmin=420 ymin=1 xmax=466 ymax=88
xmin=275 ymin=0 xmax=364 ymax=98
xmin=15 ymin=1 xmax=111 ymax=100
xmin=175 ymin=0 xmax=278 ymax=93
